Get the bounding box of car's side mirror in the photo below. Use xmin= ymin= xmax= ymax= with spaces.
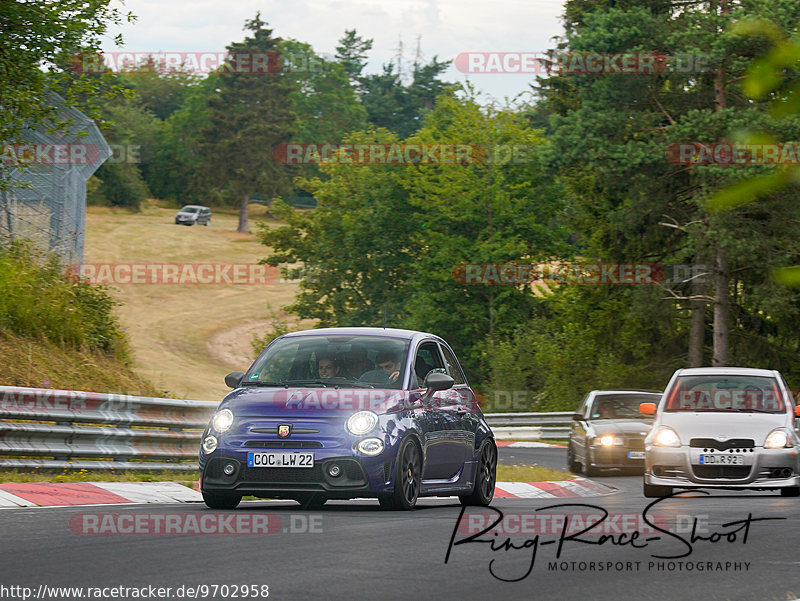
xmin=572 ymin=412 xmax=584 ymax=421
xmin=225 ymin=371 xmax=245 ymax=389
xmin=424 ymin=372 xmax=454 ymax=392
xmin=639 ymin=402 xmax=657 ymax=415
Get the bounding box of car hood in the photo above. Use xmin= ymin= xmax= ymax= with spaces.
xmin=658 ymin=412 xmax=790 ymax=444
xmin=222 ymin=386 xmax=412 ymax=417
xmin=590 ymin=419 xmax=653 ymax=436
xmin=176 ymin=212 xmax=197 ymax=218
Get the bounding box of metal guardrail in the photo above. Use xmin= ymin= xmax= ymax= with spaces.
xmin=0 ymin=387 xmax=572 ymax=469
xmin=484 ymin=412 xmax=573 ymax=439
xmin=0 ymin=386 xmax=218 ymax=471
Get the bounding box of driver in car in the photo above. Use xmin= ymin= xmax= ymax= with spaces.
xmin=360 ymin=351 xmax=403 ymax=385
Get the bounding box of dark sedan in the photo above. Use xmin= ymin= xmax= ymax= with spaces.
xmin=199 ymin=327 xmax=497 ymax=510
xmin=567 ymin=390 xmax=660 ymax=475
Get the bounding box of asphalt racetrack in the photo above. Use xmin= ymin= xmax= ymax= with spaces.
xmin=0 ymin=445 xmax=797 ymax=601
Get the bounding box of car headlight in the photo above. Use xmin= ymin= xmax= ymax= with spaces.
xmin=356 ymin=438 xmax=384 ymax=456
xmin=202 ymin=435 xmax=218 ymax=453
xmin=765 ymin=429 xmax=792 ymax=449
xmin=596 ymin=435 xmax=620 ymax=447
xmin=211 ymin=409 xmax=234 ymax=433
xmin=346 ymin=411 xmax=378 ymax=435
xmin=652 ymin=426 xmax=681 ymax=447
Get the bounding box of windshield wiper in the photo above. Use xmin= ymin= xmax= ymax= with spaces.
xmin=241 ymin=381 xmax=290 ymax=387
xmin=277 ymin=379 xmax=330 ymax=387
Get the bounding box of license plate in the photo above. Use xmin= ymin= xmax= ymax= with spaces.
xmin=699 ymin=454 xmax=744 ymax=465
xmin=627 ymin=451 xmax=645 ymax=459
xmin=247 ymin=452 xmax=314 ymax=468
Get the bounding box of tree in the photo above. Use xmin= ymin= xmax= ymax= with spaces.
xmin=261 ymin=92 xmax=568 ymax=382
xmin=200 ymin=14 xmax=295 ymax=232
xmin=118 ymin=57 xmax=200 ymax=120
xmin=335 ymin=29 xmax=373 ymax=86
xmin=535 ymin=0 xmax=800 ymax=377
xmin=146 ymin=76 xmax=216 ymax=202
xmin=281 ymin=40 xmax=367 ymax=144
xmin=0 ymin=0 xmax=133 ymax=188
xmin=399 ymin=93 xmax=568 ymax=378
xmin=360 ymin=54 xmax=455 ymax=139
xmin=261 ymin=128 xmax=417 ymax=326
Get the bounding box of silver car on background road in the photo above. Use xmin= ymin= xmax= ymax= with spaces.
xmin=641 ymin=367 xmax=800 ymax=498
xmin=568 ymin=390 xmax=661 ymax=476
xmin=175 ymin=205 xmax=211 ymax=226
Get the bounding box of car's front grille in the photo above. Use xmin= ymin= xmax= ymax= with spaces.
xmin=690 ymin=438 xmax=755 ymax=451
xmin=692 ymin=465 xmax=751 ymax=479
xmin=626 ymin=438 xmax=645 ymax=450
xmin=244 ymin=441 xmax=323 ymax=448
xmin=242 ymin=465 xmax=324 ymax=483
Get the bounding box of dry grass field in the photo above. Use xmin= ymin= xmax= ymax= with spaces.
xmin=84 ymin=202 xmax=309 ymax=402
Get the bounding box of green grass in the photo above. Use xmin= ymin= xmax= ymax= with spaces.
xmin=0 ymin=469 xmax=198 ymax=484
xmin=497 ymin=463 xmax=575 ymax=482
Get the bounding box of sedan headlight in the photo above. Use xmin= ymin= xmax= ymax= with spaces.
xmin=346 ymin=411 xmax=378 ymax=435
xmin=211 ymin=409 xmax=234 ymax=433
xmin=652 ymin=426 xmax=681 ymax=447
xmin=356 ymin=438 xmax=384 ymax=456
xmin=597 ymin=435 xmax=621 ymax=447
xmin=764 ymin=429 xmax=792 ymax=449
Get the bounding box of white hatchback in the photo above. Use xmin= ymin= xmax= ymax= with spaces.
xmin=641 ymin=367 xmax=800 ymax=497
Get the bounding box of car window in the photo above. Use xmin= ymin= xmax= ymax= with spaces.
xmin=665 ymin=375 xmax=785 ymax=413
xmin=180 ymin=206 xmax=198 ymax=213
xmin=576 ymin=393 xmax=591 ymax=417
xmin=245 ymin=335 xmax=409 ymax=388
xmin=590 ymin=395 xmax=657 ymax=419
xmin=411 ymin=341 xmax=446 ymax=388
xmin=438 ymin=343 xmax=466 ymax=385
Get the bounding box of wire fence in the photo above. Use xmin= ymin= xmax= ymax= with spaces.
xmin=0 ymin=93 xmax=110 ymax=264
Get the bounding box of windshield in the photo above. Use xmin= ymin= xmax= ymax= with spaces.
xmin=244 ymin=334 xmax=410 ymax=389
xmin=665 ymin=375 xmax=786 ymax=413
xmin=590 ymin=395 xmax=658 ymax=419
xmin=180 ymin=206 xmax=199 ymax=213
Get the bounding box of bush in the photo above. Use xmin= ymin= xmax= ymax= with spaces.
xmin=0 ymin=240 xmax=130 ymax=360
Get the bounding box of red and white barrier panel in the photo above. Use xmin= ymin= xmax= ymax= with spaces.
xmin=0 ymin=477 xmax=613 ymax=507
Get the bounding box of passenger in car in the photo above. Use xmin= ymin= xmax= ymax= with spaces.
xmin=317 ymin=354 xmax=341 ymax=379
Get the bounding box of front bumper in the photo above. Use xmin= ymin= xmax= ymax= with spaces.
xmin=201 ymin=449 xmax=392 ymax=499
xmin=588 ymin=443 xmax=646 ymax=469
xmin=645 ymin=445 xmax=800 ymax=489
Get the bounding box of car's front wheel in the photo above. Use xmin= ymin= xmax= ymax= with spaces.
xmin=379 ymin=438 xmax=422 ymax=511
xmin=567 ymin=443 xmax=581 ymax=473
xmin=643 ymin=483 xmax=672 ymax=498
xmin=202 ymin=491 xmax=242 ymax=509
xmin=583 ymin=441 xmax=600 ymax=476
xmin=460 ymin=441 xmax=497 ymax=506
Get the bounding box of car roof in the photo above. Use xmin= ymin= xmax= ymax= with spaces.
xmin=674 ymin=367 xmax=778 ymax=378
xmin=280 ymin=327 xmax=442 ymax=342
xmin=179 ymin=204 xmax=208 ymax=209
